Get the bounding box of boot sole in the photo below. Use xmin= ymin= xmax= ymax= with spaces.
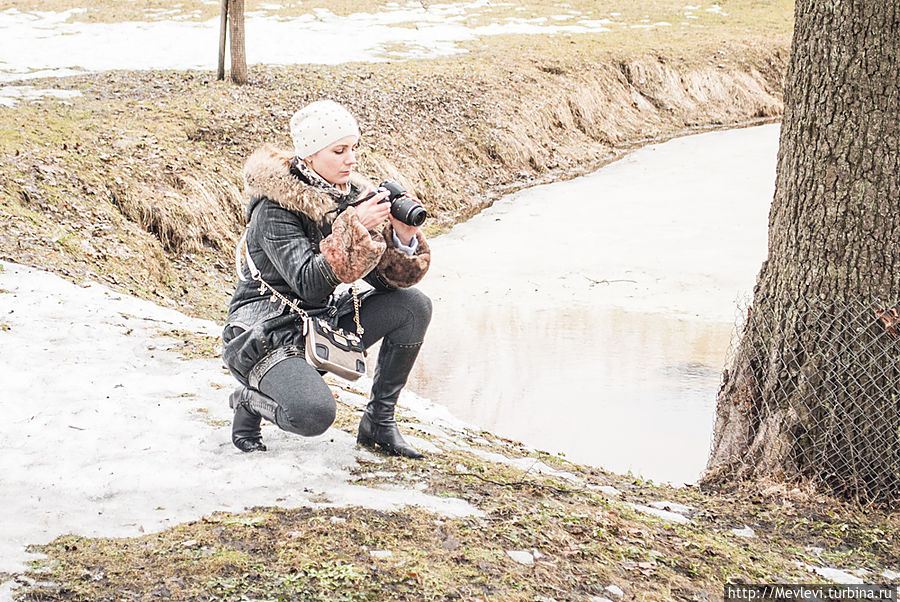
xmin=233 ymin=438 xmax=267 ymax=452
xmin=357 ymin=435 xmax=423 ymax=459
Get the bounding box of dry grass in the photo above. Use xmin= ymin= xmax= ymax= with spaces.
xmin=154 ymin=328 xmax=223 ymax=360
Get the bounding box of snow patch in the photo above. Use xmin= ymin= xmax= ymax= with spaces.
xmin=647 ymin=500 xmax=694 ymax=515
xmin=629 ymin=21 xmax=672 ymax=29
xmin=506 ymin=550 xmax=535 ymax=565
xmin=0 ymin=261 xmax=479 ymax=574
xmin=0 ymin=580 xmax=22 ymax=602
xmin=799 ymin=563 xmax=864 ymax=585
xmin=0 ymin=85 xmax=81 ymax=107
xmin=468 ymin=449 xmax=581 ymax=483
xmin=0 ymin=3 xmax=620 ymax=82
xmin=628 ymin=503 xmax=691 ymax=524
xmin=589 ymin=484 xmax=623 ymax=497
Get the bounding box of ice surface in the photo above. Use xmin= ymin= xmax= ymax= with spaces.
xmin=412 ymin=124 xmax=780 ymax=485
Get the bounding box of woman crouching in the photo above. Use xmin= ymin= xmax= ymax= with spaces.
xmin=222 ymin=100 xmax=432 ymax=459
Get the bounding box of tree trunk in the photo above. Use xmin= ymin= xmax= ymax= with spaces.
xmin=228 ymin=0 xmax=248 ymax=85
xmin=704 ymin=0 xmax=900 ymax=504
xmin=217 ymin=0 xmax=228 ymax=81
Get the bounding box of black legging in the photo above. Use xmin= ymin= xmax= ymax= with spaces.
xmin=256 ymin=287 xmax=432 ymax=436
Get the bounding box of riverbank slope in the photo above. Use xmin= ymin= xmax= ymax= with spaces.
xmin=0 ymin=5 xmax=789 ymax=320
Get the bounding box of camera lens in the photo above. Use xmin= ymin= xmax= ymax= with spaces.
xmin=391 ymin=196 xmax=427 ymax=227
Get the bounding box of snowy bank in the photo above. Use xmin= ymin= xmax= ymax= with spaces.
xmin=0 ymin=261 xmax=478 ymax=576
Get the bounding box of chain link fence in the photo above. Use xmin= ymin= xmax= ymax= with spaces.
xmin=721 ymin=296 xmax=900 ymax=505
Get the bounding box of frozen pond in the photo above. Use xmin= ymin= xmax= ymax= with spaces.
xmin=412 ymin=124 xmax=779 ymax=484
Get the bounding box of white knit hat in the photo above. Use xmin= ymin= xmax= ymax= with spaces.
xmin=289 ymin=100 xmax=360 ymax=159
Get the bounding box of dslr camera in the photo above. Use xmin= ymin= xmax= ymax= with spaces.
xmin=359 ymin=180 xmax=427 ymax=227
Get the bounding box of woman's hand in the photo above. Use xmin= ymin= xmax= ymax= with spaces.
xmin=353 ymin=188 xmax=391 ymax=231
xmin=389 ymin=215 xmax=419 ymax=246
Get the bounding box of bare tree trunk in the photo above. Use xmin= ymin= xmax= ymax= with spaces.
xmin=704 ymin=0 xmax=900 ymax=504
xmin=228 ymin=0 xmax=248 ymax=85
xmin=217 ymin=0 xmax=228 ymax=81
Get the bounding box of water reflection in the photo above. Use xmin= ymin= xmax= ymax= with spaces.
xmin=410 ymin=124 xmax=779 ymax=484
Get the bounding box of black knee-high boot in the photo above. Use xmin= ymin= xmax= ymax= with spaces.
xmin=357 ymin=339 xmax=424 ymax=459
xmin=229 ymin=386 xmax=280 ymax=453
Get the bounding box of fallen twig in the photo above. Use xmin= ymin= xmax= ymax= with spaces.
xmin=584 ymin=276 xmax=637 ymax=286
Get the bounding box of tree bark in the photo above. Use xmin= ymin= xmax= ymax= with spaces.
xmin=228 ymin=0 xmax=248 ymax=85
xmin=705 ymin=0 xmax=900 ymax=504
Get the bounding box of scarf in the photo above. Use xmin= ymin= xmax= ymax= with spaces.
xmin=290 ymin=157 xmax=354 ymax=201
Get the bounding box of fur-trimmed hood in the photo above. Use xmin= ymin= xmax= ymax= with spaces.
xmin=242 ymin=144 xmax=371 ymax=223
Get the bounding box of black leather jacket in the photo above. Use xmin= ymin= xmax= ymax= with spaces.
xmin=222 ymin=145 xmax=431 ymax=387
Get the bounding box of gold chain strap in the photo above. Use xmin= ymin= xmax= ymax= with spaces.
xmin=255 ymin=276 xmax=363 ymax=338
xmin=351 ymin=283 xmax=364 ymax=336
xmin=254 ymin=276 xmax=363 ymax=336
xmin=254 ymin=276 xmax=309 ymax=320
